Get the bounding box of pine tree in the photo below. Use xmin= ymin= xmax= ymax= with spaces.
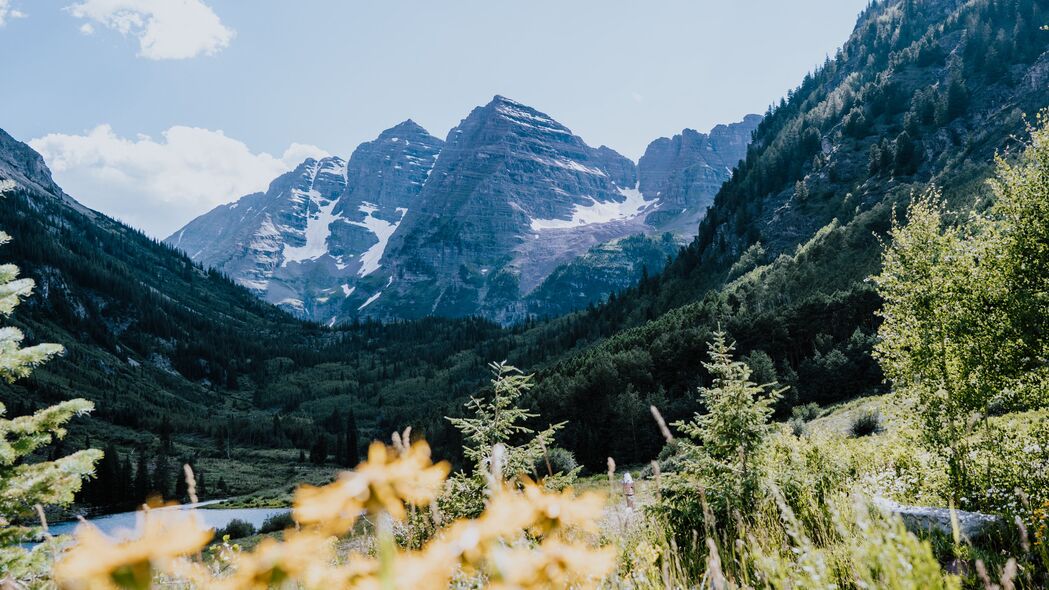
xmin=0 ymin=213 xmax=101 ymax=578
xmin=447 ymin=362 xmax=573 ymax=487
xmin=893 ymin=130 xmax=919 ymax=175
xmin=174 ymin=459 xmax=189 ymax=502
xmin=153 ymin=452 xmax=172 ymax=499
xmin=345 ymin=409 xmax=360 ymax=465
xmin=134 ymin=449 xmax=150 ymax=503
xmin=309 ymin=436 xmax=327 ymax=465
xmin=677 ymin=332 xmax=784 ymax=491
xmin=119 ymin=454 xmax=133 ymax=506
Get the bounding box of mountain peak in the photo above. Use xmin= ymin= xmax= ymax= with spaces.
xmin=470 ymin=95 xmax=571 ymax=137
xmin=379 ymin=119 xmax=431 ymax=139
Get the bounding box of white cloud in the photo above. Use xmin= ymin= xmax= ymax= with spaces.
xmin=67 ymin=0 xmax=234 ymax=59
xmin=0 ymin=0 xmax=27 ymax=26
xmin=30 ymin=125 xmax=329 ymax=238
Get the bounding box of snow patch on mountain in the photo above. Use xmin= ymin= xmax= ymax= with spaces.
xmin=358 ymin=276 xmax=394 ymax=310
xmin=350 ymin=204 xmax=407 ymax=276
xmin=529 ymin=184 xmax=657 ymax=231
xmin=281 ymin=190 xmax=344 ymax=266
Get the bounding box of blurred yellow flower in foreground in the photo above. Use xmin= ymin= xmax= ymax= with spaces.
xmin=53 ymin=439 xmax=614 ymax=590
xmin=54 ymin=509 xmax=212 ymax=590
xmin=294 ymin=440 xmax=450 ymax=533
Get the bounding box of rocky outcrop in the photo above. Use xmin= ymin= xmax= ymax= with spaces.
xmin=637 ymin=115 xmax=761 ymax=233
xmin=0 ymin=128 xmax=92 ymax=215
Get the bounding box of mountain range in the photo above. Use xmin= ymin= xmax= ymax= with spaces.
xmin=167 ymin=97 xmax=760 ymax=324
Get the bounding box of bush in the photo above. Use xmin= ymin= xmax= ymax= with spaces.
xmin=532 ymin=447 xmax=578 ymax=478
xmin=850 ymin=410 xmax=882 ymax=437
xmin=789 ymin=418 xmax=807 ymax=437
xmin=215 ymin=518 xmax=256 ymax=540
xmin=258 ymin=511 xmax=294 ymax=534
xmin=791 ymin=402 xmax=822 ymax=422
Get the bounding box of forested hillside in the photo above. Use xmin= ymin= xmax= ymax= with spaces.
xmin=508 ymin=0 xmax=1049 ymax=467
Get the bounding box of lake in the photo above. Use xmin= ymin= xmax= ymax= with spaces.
xmin=44 ymin=500 xmax=290 ymax=540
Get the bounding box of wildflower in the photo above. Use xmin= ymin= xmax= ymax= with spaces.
xmin=487 ymin=538 xmax=615 ymax=589
xmin=54 ymin=510 xmax=212 ymax=590
xmin=521 ymin=483 xmax=605 ymax=536
xmin=211 ymin=531 xmax=338 ymax=590
xmin=294 ymin=441 xmax=449 ymax=533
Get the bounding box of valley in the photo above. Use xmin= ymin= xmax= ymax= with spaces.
xmin=1 ymin=0 xmax=1047 ymax=587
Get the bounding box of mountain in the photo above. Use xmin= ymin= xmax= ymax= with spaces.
xmin=362 ymin=96 xmax=649 ymax=322
xmin=168 ymin=121 xmax=443 ymax=324
xmin=170 ymin=96 xmax=758 ymax=324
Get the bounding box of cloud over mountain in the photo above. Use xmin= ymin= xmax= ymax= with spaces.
xmin=30 ymin=124 xmax=328 ymax=237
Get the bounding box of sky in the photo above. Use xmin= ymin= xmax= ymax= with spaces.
xmin=0 ymin=0 xmax=868 ymax=238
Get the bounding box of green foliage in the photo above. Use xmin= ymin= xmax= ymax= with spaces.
xmin=447 ymin=362 xmax=570 ymax=485
xmin=790 ymin=402 xmax=821 ymax=423
xmin=440 ymin=362 xmax=578 ymax=521
xmin=657 ymin=332 xmax=784 ymax=547
xmin=258 ymin=511 xmax=294 ymax=534
xmin=215 ymin=518 xmax=256 ymax=540
xmin=0 ymin=225 xmax=100 ymax=582
xmin=532 ymin=446 xmax=578 ymax=479
xmin=873 ymin=114 xmax=1049 ymax=507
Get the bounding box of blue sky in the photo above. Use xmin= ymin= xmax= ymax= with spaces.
xmin=0 ymin=0 xmax=868 ymax=236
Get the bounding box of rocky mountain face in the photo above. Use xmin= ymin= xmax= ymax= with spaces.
xmin=168 ymin=97 xmax=758 ymax=324
xmin=364 ymin=96 xmax=650 ymax=322
xmin=638 ymin=115 xmax=762 ymax=233
xmin=168 ymin=121 xmax=442 ymax=324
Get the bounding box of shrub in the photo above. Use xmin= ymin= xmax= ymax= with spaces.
xmin=258 ymin=511 xmax=294 ymax=534
xmin=850 ymin=409 xmax=882 ymax=437
xmin=532 ymin=447 xmax=578 ymax=478
xmin=215 ymin=519 xmax=256 ymax=540
xmin=788 ymin=418 xmax=806 ymax=437
xmin=791 ymin=402 xmax=822 ymax=422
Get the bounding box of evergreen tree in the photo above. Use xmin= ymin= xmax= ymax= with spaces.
xmin=173 ymin=459 xmax=189 ymax=502
xmin=119 ymin=455 xmax=133 ymax=505
xmin=309 ymin=436 xmax=327 ymax=465
xmin=134 ymin=449 xmax=150 ymax=504
xmin=153 ymin=452 xmax=172 ymax=499
xmin=893 ymin=130 xmax=919 ymax=175
xmin=677 ymin=332 xmax=784 ymax=497
xmin=0 ymin=216 xmax=101 ymax=579
xmin=345 ymin=409 xmax=360 ymax=466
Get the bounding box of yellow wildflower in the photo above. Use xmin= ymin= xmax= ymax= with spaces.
xmin=211 ymin=530 xmax=338 ymax=590
xmin=294 ymin=441 xmax=449 ymax=533
xmin=54 ymin=509 xmax=212 ymax=590
xmin=487 ymin=538 xmax=615 ymax=590
xmin=521 ymin=484 xmax=606 ymax=536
